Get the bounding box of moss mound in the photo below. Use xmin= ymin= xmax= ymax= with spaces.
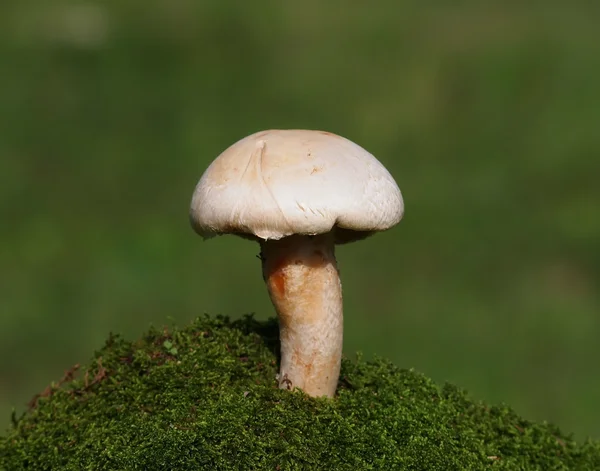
xmin=1 ymin=316 xmax=599 ymax=470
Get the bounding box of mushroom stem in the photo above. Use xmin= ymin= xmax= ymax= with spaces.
xmin=260 ymin=233 xmax=342 ymax=397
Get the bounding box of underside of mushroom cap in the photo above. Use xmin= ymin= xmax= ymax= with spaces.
xmin=190 ymin=129 xmax=404 ymax=244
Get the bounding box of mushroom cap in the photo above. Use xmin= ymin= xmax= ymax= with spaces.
xmin=190 ymin=129 xmax=403 ymax=243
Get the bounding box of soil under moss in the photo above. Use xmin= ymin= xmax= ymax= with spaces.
xmin=1 ymin=315 xmax=598 ymax=470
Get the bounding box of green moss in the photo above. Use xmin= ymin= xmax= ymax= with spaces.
xmin=1 ymin=315 xmax=599 ymax=470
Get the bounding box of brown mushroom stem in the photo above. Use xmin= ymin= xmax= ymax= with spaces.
xmin=260 ymin=233 xmax=342 ymax=397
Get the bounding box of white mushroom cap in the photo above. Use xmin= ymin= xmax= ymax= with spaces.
xmin=190 ymin=129 xmax=403 ymax=243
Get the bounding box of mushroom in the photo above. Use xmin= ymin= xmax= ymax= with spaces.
xmin=189 ymin=129 xmax=403 ymax=397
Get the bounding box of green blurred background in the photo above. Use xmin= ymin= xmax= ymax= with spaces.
xmin=1 ymin=1 xmax=599 ymax=440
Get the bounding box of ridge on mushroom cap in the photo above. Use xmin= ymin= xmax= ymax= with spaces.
xmin=189 ymin=129 xmax=404 ymax=243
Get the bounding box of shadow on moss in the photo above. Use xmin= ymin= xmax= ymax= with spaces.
xmin=230 ymin=314 xmax=281 ymax=361
xmin=1 ymin=314 xmax=599 ymax=470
